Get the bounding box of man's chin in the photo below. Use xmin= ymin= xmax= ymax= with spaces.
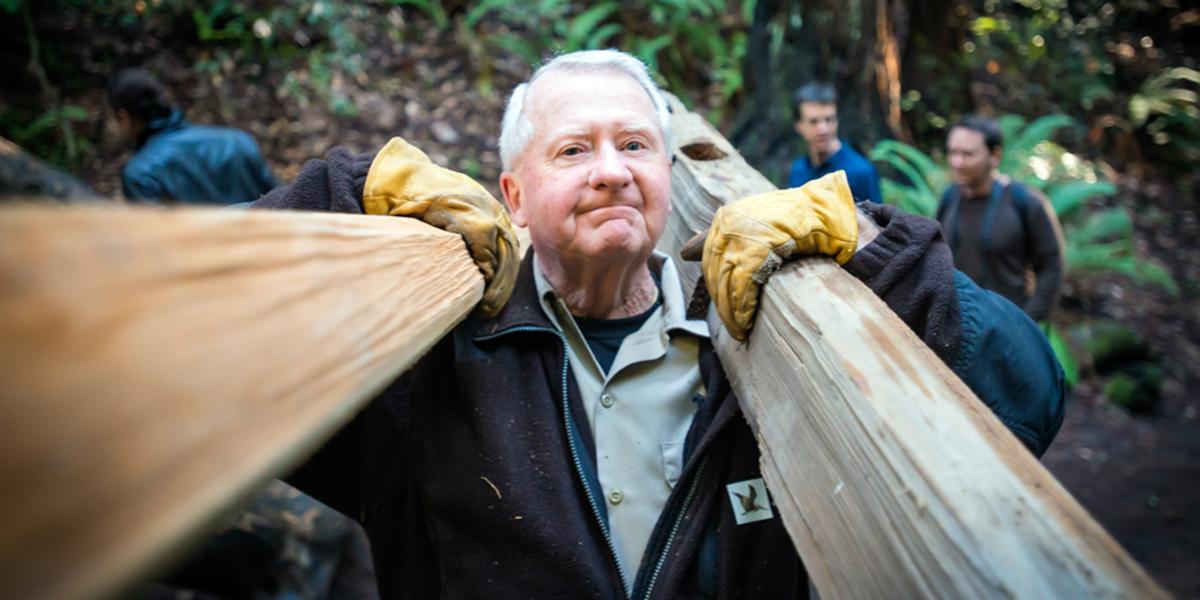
xmin=581 ymin=230 xmax=654 ymax=262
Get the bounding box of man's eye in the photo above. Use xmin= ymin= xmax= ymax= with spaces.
xmin=562 ymin=147 xmax=582 ymax=156
xmin=624 ymin=141 xmax=644 ymax=151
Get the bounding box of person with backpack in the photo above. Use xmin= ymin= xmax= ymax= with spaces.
xmin=937 ymin=115 xmax=1064 ymax=322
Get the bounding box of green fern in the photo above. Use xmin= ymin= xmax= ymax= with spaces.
xmin=1047 ymin=181 xmax=1117 ymax=219
xmin=564 ymin=3 xmax=620 ymax=52
xmin=868 ymin=139 xmax=947 ymax=217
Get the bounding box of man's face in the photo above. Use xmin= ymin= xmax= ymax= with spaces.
xmin=947 ymin=127 xmax=1000 ymax=189
xmin=500 ymin=70 xmax=672 ymax=267
xmin=794 ymin=102 xmax=839 ymax=156
xmin=104 ymin=108 xmax=138 ymax=149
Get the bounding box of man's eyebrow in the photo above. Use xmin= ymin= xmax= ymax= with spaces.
xmin=618 ymin=123 xmax=657 ymax=136
xmin=543 ymin=127 xmax=589 ymax=142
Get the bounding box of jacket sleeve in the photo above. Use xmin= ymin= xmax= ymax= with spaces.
xmin=121 ymin=166 xmax=167 ymax=202
xmin=844 ymin=202 xmax=1065 ymax=456
xmin=1018 ymin=188 xmax=1064 ymax=322
xmin=251 ymin=146 xmax=376 ymax=212
xmin=248 ymin=142 xmax=280 ymax=197
xmin=947 ymin=271 xmax=1065 ymax=455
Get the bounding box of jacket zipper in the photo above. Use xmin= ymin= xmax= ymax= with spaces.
xmin=475 ymin=325 xmax=632 ymax=596
xmin=640 ymin=458 xmax=707 ymax=600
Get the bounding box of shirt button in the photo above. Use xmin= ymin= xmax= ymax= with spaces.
xmin=600 ymin=392 xmax=616 ymax=408
xmin=608 ymin=488 xmax=624 ymax=505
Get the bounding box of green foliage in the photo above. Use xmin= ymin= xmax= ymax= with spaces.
xmin=997 ymin=114 xmax=1078 ymax=182
xmin=564 ymin=3 xmax=621 ymax=52
xmin=1047 ymin=180 xmax=1117 ymax=219
xmin=1128 ymin=67 xmax=1200 ymax=163
xmin=1042 ymin=323 xmax=1079 ymax=388
xmin=871 ymin=115 xmax=1178 ymax=296
xmin=1064 ymin=208 xmax=1178 ymax=295
xmin=1103 ymin=363 xmax=1163 ymax=413
xmin=193 ymin=0 xmax=250 ymax=42
xmin=391 ymin=0 xmax=449 ymax=31
xmin=460 ymin=0 xmax=749 ymax=122
xmin=0 ymin=0 xmax=22 ymax=14
xmin=1 ymin=104 xmax=90 ymax=168
xmin=868 ymin=140 xmax=947 ymax=217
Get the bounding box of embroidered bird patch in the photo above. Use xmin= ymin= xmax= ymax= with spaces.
xmin=725 ymin=478 xmax=774 ymax=525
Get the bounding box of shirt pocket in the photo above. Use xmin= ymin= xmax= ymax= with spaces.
xmin=660 ymin=441 xmax=684 ymax=489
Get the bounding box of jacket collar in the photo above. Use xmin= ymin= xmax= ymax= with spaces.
xmin=473 ymin=251 xmax=557 ymax=339
xmin=136 ymin=110 xmax=187 ymax=149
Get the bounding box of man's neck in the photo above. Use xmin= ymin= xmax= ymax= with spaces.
xmin=537 ymin=253 xmax=658 ymax=319
xmin=962 ymin=174 xmax=996 ymax=200
xmin=809 ymin=138 xmax=842 ymax=166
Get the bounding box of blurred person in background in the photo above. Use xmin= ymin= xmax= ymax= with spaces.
xmin=107 ymin=67 xmax=278 ymax=204
xmin=936 ymin=115 xmax=1064 ymax=322
xmin=787 ymin=82 xmax=882 ymax=204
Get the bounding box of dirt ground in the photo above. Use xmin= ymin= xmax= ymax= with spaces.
xmin=1041 ymin=180 xmax=1200 ymax=598
xmin=14 ymin=10 xmax=1200 ymax=597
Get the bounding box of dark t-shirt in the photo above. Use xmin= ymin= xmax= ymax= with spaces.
xmin=936 ymin=179 xmax=1064 ymax=321
xmin=949 ymin=186 xmax=991 ymax=280
xmin=573 ymin=271 xmax=662 ymax=373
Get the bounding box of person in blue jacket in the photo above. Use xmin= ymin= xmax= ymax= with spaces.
xmin=787 ymin=82 xmax=883 ymax=203
xmin=107 ymin=68 xmax=277 ymax=204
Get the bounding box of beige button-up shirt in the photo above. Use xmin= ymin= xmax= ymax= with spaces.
xmin=533 ymin=252 xmax=709 ymax=581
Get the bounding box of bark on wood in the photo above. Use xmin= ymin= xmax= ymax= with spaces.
xmin=0 ymin=205 xmax=484 ymax=600
xmin=660 ymin=95 xmax=1168 ymax=599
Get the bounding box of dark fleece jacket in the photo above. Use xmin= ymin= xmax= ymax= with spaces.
xmin=253 ymin=147 xmax=1064 ymax=599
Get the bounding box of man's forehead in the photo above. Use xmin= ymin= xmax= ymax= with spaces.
xmin=800 ymin=102 xmax=837 ymax=118
xmin=949 ymin=127 xmax=988 ymax=148
xmin=528 ymin=71 xmax=654 ymax=113
xmin=525 ymin=70 xmax=660 ymax=133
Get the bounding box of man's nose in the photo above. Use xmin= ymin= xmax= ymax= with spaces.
xmin=588 ymin=143 xmax=633 ymax=189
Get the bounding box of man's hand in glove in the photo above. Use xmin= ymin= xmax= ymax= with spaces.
xmin=363 ymin=137 xmax=520 ymax=317
xmin=681 ymin=171 xmax=874 ymax=341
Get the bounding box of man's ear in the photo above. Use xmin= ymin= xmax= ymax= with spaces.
xmin=990 ymin=147 xmax=1003 ymax=170
xmin=499 ymin=172 xmax=527 ymax=228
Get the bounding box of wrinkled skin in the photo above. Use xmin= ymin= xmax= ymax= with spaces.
xmin=499 ymin=70 xmax=672 ymax=319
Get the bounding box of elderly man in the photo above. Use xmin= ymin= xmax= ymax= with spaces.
xmin=255 ymin=50 xmax=1063 ymax=599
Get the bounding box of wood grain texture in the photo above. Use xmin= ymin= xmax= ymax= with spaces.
xmin=0 ymin=205 xmax=484 ymax=600
xmin=660 ymin=95 xmax=1168 ymax=599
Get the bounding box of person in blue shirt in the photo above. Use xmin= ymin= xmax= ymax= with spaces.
xmin=787 ymin=82 xmax=883 ymax=203
xmin=107 ymin=68 xmax=278 ymax=204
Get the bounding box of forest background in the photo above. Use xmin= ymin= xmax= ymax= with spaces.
xmin=1 ymin=0 xmax=1198 ymax=596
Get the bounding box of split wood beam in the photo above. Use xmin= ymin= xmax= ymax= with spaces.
xmin=659 ymin=95 xmax=1168 ymax=599
xmin=0 ymin=205 xmax=484 ymax=600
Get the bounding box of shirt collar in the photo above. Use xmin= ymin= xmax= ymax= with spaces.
xmin=811 ymin=139 xmax=848 ymax=170
xmin=532 ymin=251 xmax=709 ymax=339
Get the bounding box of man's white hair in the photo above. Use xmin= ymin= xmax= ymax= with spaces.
xmin=498 ymin=49 xmax=672 ymax=171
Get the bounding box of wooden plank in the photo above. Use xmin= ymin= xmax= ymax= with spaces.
xmin=0 ymin=205 xmax=484 ymax=600
xmin=659 ymin=95 xmax=1169 ymax=599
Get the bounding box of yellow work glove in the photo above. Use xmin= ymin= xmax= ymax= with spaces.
xmin=363 ymin=137 xmax=519 ymax=317
xmin=691 ymin=171 xmax=858 ymax=341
